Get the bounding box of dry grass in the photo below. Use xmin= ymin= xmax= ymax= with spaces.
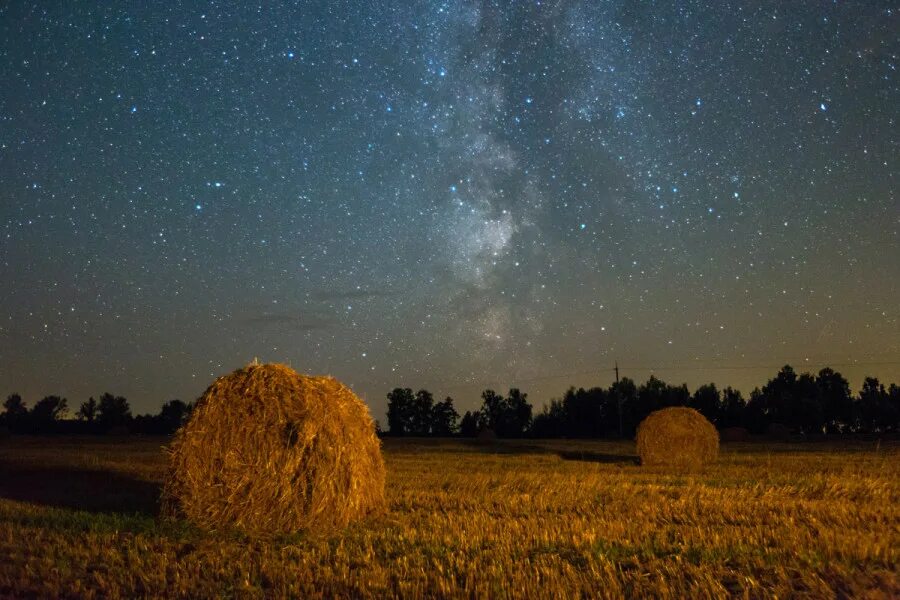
xmin=636 ymin=407 xmax=719 ymax=468
xmin=0 ymin=436 xmax=897 ymax=598
xmin=163 ymin=363 xmax=385 ymax=535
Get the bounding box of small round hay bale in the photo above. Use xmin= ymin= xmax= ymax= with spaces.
xmin=636 ymin=407 xmax=718 ymax=468
xmin=719 ymin=426 xmax=750 ymax=443
xmin=475 ymin=428 xmax=497 ymax=445
xmin=766 ymin=423 xmax=791 ymax=441
xmin=162 ymin=363 xmax=385 ymax=535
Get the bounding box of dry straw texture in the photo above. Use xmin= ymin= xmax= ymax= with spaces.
xmin=1 ymin=437 xmax=898 ymax=597
xmin=162 ymin=363 xmax=385 ymax=535
xmin=636 ymin=407 xmax=719 ymax=468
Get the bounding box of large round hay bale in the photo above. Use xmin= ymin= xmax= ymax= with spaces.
xmin=719 ymin=426 xmax=750 ymax=443
xmin=636 ymin=407 xmax=718 ymax=468
xmin=766 ymin=422 xmax=791 ymax=441
xmin=0 ymin=425 xmax=10 ymax=441
xmin=162 ymin=363 xmax=385 ymax=535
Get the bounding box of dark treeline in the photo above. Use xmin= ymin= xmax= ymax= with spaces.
xmin=3 ymin=364 xmax=897 ymax=438
xmin=0 ymin=393 xmax=192 ymax=436
xmin=385 ymin=365 xmax=900 ymax=438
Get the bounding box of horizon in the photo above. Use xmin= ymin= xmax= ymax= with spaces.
xmin=4 ymin=356 xmax=898 ymax=420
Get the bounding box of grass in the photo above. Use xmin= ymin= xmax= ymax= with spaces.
xmin=0 ymin=436 xmax=897 ymax=598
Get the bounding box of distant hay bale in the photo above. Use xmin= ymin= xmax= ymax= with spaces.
xmin=766 ymin=423 xmax=791 ymax=441
xmin=107 ymin=425 xmax=130 ymax=437
xmin=476 ymin=428 xmax=497 ymax=445
xmin=720 ymin=426 xmax=750 ymax=443
xmin=162 ymin=363 xmax=386 ymax=535
xmin=0 ymin=425 xmax=9 ymax=440
xmin=636 ymin=407 xmax=718 ymax=468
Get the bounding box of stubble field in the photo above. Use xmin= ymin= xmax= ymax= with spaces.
xmin=0 ymin=436 xmax=897 ymax=598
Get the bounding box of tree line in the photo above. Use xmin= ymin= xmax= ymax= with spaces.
xmin=385 ymin=365 xmax=900 ymax=438
xmin=0 ymin=393 xmax=192 ymax=435
xmin=2 ymin=364 xmax=897 ymax=438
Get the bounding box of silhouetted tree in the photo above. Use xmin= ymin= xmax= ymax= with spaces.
xmin=638 ymin=375 xmax=667 ymax=415
xmin=667 ymin=383 xmax=691 ymax=407
xmin=858 ymin=377 xmax=895 ymax=433
xmin=386 ymin=387 xmax=415 ymax=436
xmin=612 ymin=377 xmax=638 ymax=436
xmin=816 ymin=368 xmax=852 ymax=433
xmin=743 ymin=387 xmax=768 ymax=433
xmin=795 ymin=372 xmax=825 ymax=435
xmin=474 ymin=388 xmax=533 ymax=438
xmin=632 ymin=376 xmax=689 ymax=431
xmin=531 ymin=398 xmax=567 ymax=438
xmin=504 ymin=388 xmax=532 ymax=437
xmin=430 ymin=396 xmax=459 ymax=436
xmin=459 ymin=410 xmax=481 ymax=437
xmin=408 ymin=389 xmax=435 ymax=436
xmin=756 ymin=365 xmax=804 ymax=432
xmin=560 ymin=387 xmax=608 ymax=437
xmin=719 ymin=387 xmax=746 ymax=429
xmin=890 ymin=384 xmax=900 ymax=432
xmin=159 ymin=399 xmax=191 ymax=433
xmin=690 ymin=383 xmax=720 ymax=425
xmin=97 ymin=393 xmax=131 ymax=430
xmin=480 ymin=389 xmax=506 ymax=434
xmin=77 ymin=397 xmax=98 ymax=422
xmin=31 ymin=395 xmax=68 ymax=424
xmin=2 ymin=393 xmax=28 ymax=432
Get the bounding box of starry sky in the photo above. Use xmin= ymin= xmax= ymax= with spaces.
xmin=1 ymin=2 xmax=898 ymax=418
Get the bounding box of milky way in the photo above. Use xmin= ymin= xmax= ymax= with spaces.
xmin=1 ymin=2 xmax=897 ymax=416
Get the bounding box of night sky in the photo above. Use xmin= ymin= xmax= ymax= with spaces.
xmin=1 ymin=2 xmax=897 ymax=418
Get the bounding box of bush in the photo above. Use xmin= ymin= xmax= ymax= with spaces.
xmin=766 ymin=423 xmax=791 ymax=441
xmin=719 ymin=427 xmax=750 ymax=442
xmin=162 ymin=363 xmax=385 ymax=535
xmin=475 ymin=428 xmax=497 ymax=445
xmin=636 ymin=407 xmax=718 ymax=468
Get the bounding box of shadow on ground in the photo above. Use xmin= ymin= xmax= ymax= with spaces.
xmin=466 ymin=441 xmax=639 ymax=465
xmin=0 ymin=462 xmax=160 ymax=515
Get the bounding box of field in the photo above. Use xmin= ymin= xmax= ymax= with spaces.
xmin=0 ymin=436 xmax=897 ymax=598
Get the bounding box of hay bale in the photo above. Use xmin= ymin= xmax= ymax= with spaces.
xmin=0 ymin=425 xmax=9 ymax=441
xmin=719 ymin=426 xmax=750 ymax=443
xmin=162 ymin=363 xmax=385 ymax=535
xmin=475 ymin=428 xmax=497 ymax=445
xmin=766 ymin=422 xmax=791 ymax=441
xmin=636 ymin=407 xmax=718 ymax=468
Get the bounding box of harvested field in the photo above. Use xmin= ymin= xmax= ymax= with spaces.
xmin=0 ymin=436 xmax=896 ymax=598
